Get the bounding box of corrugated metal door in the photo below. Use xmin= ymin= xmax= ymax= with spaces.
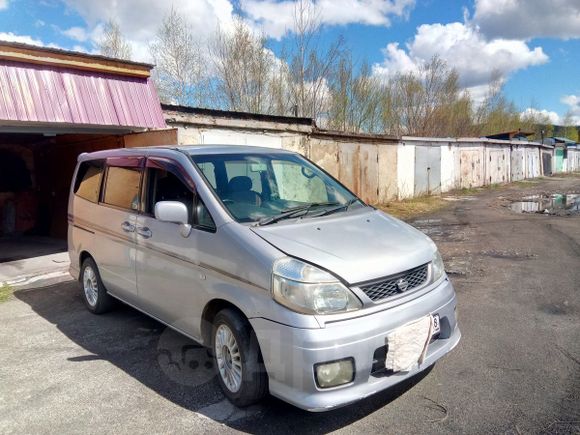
xmin=511 ymin=148 xmax=524 ymax=181
xmin=542 ymin=152 xmax=552 ymax=176
xmin=555 ymin=148 xmax=564 ymax=173
xmin=459 ymin=149 xmax=482 ymax=188
xmin=414 ymin=145 xmax=441 ymax=195
xmin=527 ymin=150 xmax=539 ymax=177
xmin=488 ymin=149 xmax=507 ymax=184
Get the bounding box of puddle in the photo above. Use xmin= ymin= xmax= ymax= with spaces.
xmin=509 ymin=194 xmax=580 ymax=215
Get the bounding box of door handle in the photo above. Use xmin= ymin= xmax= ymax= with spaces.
xmin=121 ymin=221 xmax=135 ymax=233
xmin=136 ymin=226 xmax=152 ymax=239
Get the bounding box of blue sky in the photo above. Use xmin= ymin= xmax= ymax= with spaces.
xmin=1 ymin=0 xmax=579 ymax=124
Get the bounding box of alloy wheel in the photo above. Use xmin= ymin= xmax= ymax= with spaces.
xmin=215 ymin=324 xmax=242 ymax=393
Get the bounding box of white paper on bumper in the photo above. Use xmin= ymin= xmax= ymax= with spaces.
xmin=385 ymin=316 xmax=433 ymax=372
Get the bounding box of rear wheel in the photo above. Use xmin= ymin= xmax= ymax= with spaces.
xmin=212 ymin=308 xmax=268 ymax=407
xmin=81 ymin=257 xmax=113 ymax=314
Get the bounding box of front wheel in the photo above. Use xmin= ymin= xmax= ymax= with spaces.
xmin=80 ymin=257 xmax=113 ymax=314
xmin=212 ymin=309 xmax=268 ymax=407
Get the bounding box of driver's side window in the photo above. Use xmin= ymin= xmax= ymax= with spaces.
xmin=145 ymin=168 xmax=193 ymax=220
xmin=144 ymin=166 xmax=215 ymax=231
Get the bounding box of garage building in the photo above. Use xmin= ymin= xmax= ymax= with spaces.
xmin=0 ymin=42 xmax=175 ymax=260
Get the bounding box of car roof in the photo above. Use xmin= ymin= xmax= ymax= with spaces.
xmin=78 ymin=144 xmax=296 ymax=162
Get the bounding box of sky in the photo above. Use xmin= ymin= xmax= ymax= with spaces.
xmin=0 ymin=0 xmax=579 ymax=124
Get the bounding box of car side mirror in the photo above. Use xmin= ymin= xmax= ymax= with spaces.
xmin=154 ymin=201 xmax=191 ymax=237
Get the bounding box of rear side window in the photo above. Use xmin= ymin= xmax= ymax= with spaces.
xmin=103 ymin=166 xmax=141 ymax=211
xmin=74 ymin=160 xmax=104 ymax=203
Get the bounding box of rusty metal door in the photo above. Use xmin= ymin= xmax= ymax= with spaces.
xmin=414 ymin=145 xmax=441 ymax=196
xmin=459 ymin=149 xmax=482 ymax=188
xmin=542 ymin=152 xmax=552 ymax=176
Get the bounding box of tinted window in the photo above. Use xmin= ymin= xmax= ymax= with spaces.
xmin=145 ymin=167 xmax=215 ymax=230
xmin=196 ymin=200 xmax=216 ymax=230
xmin=103 ymin=166 xmax=141 ymax=210
xmin=74 ymin=160 xmax=104 ymax=202
xmin=145 ymin=168 xmax=193 ymax=218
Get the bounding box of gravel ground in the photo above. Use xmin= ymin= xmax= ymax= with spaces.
xmin=0 ymin=175 xmax=579 ymax=434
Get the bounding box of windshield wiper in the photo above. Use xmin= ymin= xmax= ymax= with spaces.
xmin=256 ymin=202 xmax=339 ymax=226
xmin=309 ymin=198 xmax=359 ymax=218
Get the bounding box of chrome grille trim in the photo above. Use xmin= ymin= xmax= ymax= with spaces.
xmin=358 ymin=263 xmax=430 ymax=302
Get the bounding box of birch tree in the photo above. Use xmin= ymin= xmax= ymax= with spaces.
xmin=328 ymin=56 xmax=383 ymax=133
xmin=285 ymin=0 xmax=344 ymax=121
xmin=212 ymin=19 xmax=272 ymax=113
xmin=97 ymin=20 xmax=132 ymax=60
xmin=150 ymin=7 xmax=210 ymax=106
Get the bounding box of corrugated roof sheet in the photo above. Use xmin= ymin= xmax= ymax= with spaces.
xmin=0 ymin=60 xmax=166 ymax=129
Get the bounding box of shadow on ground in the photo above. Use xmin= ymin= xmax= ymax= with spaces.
xmin=15 ymin=282 xmax=432 ymax=433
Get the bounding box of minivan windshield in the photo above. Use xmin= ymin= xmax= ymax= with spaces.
xmin=190 ymin=152 xmax=364 ymax=224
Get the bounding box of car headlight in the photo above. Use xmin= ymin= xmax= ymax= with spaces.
xmin=432 ymin=250 xmax=446 ymax=282
xmin=271 ymin=258 xmax=362 ymax=315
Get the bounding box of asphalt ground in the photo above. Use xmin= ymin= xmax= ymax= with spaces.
xmin=1 ymin=175 xmax=579 ymax=434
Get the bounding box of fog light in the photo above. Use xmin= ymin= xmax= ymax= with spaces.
xmin=314 ymin=358 xmax=355 ymax=388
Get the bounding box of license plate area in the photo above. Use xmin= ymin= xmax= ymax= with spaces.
xmin=371 ymin=314 xmax=442 ymax=376
xmin=384 ymin=315 xmax=440 ymax=373
xmin=432 ymin=313 xmax=441 ymax=337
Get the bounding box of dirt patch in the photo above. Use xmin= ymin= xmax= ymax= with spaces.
xmin=480 ymin=249 xmax=538 ymax=260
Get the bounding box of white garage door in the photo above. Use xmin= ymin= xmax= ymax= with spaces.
xmin=201 ymin=130 xmax=282 ymax=149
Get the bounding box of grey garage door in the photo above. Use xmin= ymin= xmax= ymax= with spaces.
xmin=415 ymin=145 xmax=441 ymax=196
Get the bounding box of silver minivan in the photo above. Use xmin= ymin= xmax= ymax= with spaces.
xmin=68 ymin=145 xmax=460 ymax=411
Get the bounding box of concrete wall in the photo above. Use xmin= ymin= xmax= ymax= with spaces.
xmin=164 ymin=109 xmax=575 ymax=205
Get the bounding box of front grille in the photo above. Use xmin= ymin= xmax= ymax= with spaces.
xmin=359 ymin=263 xmax=429 ymax=302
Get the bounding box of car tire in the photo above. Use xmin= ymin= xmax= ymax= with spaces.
xmin=212 ymin=308 xmax=268 ymax=407
xmin=80 ymin=257 xmax=114 ymax=314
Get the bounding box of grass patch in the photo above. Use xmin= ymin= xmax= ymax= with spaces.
xmin=0 ymin=283 xmax=14 ymax=303
xmin=512 ymin=179 xmax=542 ymax=186
xmin=377 ymin=195 xmax=447 ymax=220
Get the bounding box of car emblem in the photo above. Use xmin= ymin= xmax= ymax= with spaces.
xmin=396 ymin=278 xmax=409 ymax=292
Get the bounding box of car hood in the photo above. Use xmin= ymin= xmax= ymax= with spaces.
xmin=251 ymin=209 xmax=435 ymax=284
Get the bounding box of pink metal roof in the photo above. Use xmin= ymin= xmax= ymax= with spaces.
xmin=0 ymin=60 xmax=166 ymax=130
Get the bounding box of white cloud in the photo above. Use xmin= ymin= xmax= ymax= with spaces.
xmin=561 ymin=95 xmax=580 ymax=124
xmin=0 ymin=0 xmax=8 ymax=11
xmin=62 ymin=26 xmax=88 ymax=42
xmin=372 ymin=22 xmax=548 ymax=94
xmin=0 ymin=32 xmax=61 ymax=48
xmin=241 ymin=0 xmax=416 ymax=39
xmin=521 ymin=108 xmax=561 ymax=125
xmin=474 ymin=0 xmax=580 ymax=40
xmin=62 ymin=0 xmax=237 ymax=61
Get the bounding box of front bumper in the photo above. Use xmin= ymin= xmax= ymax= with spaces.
xmin=250 ymin=278 xmax=460 ymax=411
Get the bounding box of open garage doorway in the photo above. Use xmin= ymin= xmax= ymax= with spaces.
xmin=0 ymin=134 xmax=122 ymax=262
xmin=0 ymin=130 xmax=176 ymax=263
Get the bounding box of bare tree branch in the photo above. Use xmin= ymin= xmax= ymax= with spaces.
xmin=97 ymin=20 xmax=132 ymax=60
